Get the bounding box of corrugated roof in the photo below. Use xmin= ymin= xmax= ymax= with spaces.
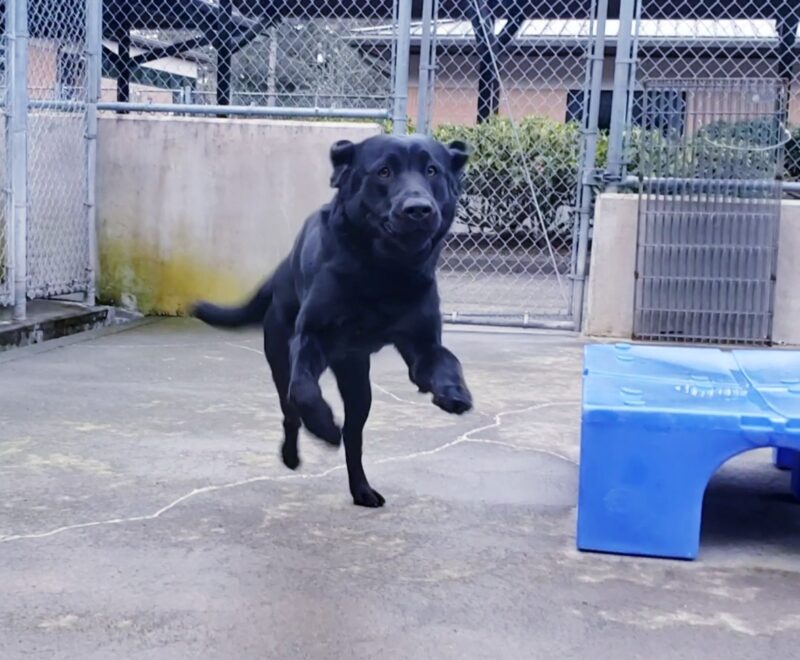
xmin=351 ymin=18 xmax=790 ymax=44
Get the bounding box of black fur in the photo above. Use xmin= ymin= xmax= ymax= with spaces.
xmin=193 ymin=134 xmax=472 ymax=507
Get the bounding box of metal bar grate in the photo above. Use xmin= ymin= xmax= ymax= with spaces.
xmin=634 ymin=78 xmax=785 ymax=345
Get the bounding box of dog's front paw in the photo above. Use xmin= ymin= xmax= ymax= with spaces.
xmin=351 ymin=484 xmax=386 ymax=508
xmin=432 ymin=383 xmax=472 ymax=415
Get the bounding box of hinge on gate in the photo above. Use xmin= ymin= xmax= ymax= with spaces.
xmin=583 ymin=169 xmax=606 ymax=187
xmin=600 ymin=171 xmax=624 ymax=186
xmin=585 ymin=169 xmax=626 ymax=188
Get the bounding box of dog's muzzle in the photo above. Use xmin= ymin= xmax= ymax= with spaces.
xmin=385 ymin=195 xmax=441 ymax=242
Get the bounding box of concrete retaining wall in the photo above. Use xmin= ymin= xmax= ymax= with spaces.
xmin=96 ymin=114 xmax=381 ymax=314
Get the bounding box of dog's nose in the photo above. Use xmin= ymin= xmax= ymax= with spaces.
xmin=402 ymin=198 xmax=434 ymax=222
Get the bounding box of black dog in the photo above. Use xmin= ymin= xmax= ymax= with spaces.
xmin=193 ymin=134 xmax=472 ymax=507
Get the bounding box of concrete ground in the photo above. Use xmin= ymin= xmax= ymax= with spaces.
xmin=1 ymin=319 xmax=798 ymax=659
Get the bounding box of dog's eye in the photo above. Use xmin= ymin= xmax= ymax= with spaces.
xmin=426 ymin=165 xmax=438 ymax=177
xmin=377 ymin=166 xmax=392 ymax=179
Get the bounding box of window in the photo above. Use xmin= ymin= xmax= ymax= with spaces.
xmin=566 ymin=89 xmax=686 ymax=136
xmin=566 ymin=90 xmax=613 ymax=130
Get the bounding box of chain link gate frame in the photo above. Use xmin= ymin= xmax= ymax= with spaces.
xmin=413 ymin=0 xmax=609 ymax=330
xmin=2 ymin=0 xmax=100 ymax=321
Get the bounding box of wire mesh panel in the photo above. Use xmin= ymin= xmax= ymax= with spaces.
xmin=634 ymin=78 xmax=785 ymax=344
xmin=24 ymin=1 xmax=91 ymax=298
xmin=102 ymin=0 xmax=397 ymax=113
xmin=419 ymin=0 xmax=597 ymax=327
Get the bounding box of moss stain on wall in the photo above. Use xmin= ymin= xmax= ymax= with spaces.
xmin=98 ymin=239 xmax=249 ymax=316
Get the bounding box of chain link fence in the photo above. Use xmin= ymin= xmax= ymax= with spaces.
xmin=1 ymin=1 xmax=97 ymax=319
xmin=1 ymin=0 xmax=405 ymax=322
xmin=415 ymin=0 xmax=597 ymax=326
xmin=26 ymin=1 xmax=92 ymax=299
xmin=3 ymin=0 xmax=800 ymax=340
xmin=100 ymin=0 xmax=399 ymax=117
xmin=411 ymin=0 xmax=800 ymax=333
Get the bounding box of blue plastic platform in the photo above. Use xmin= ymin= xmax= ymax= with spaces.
xmin=577 ymin=343 xmax=800 ymax=560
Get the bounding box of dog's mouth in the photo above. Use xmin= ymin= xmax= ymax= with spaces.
xmin=382 ymin=221 xmax=434 ymax=254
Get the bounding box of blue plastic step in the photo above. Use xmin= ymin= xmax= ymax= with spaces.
xmin=578 ymin=343 xmax=800 ymax=559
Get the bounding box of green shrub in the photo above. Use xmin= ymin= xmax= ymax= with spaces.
xmin=391 ymin=114 xmax=790 ymax=244
xmin=631 ymin=118 xmax=787 ymax=183
xmin=432 ymin=117 xmax=606 ymax=244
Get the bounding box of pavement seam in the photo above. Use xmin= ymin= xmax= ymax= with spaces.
xmin=0 ymin=387 xmax=576 ymax=544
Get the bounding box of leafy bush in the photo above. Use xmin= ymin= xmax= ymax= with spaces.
xmin=394 ymin=114 xmax=790 ymax=244
xmin=432 ymin=117 xmax=607 ymax=244
xmin=631 ymin=118 xmax=786 ymax=184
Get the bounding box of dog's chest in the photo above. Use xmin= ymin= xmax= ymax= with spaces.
xmin=328 ymin=299 xmax=414 ymax=354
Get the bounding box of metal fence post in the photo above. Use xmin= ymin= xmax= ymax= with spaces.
xmin=605 ymin=0 xmax=638 ymax=190
xmin=392 ymin=0 xmax=412 ymax=135
xmin=7 ymin=0 xmax=29 ymax=321
xmin=415 ymin=0 xmax=435 ymax=134
xmin=85 ymin=0 xmax=102 ymax=306
xmin=572 ymin=0 xmax=609 ymax=330
xmin=2 ymin=3 xmax=13 ymax=309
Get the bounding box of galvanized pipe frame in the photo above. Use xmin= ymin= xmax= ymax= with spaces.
xmin=392 ymin=0 xmax=413 ymax=134
xmin=618 ymin=175 xmax=800 ymax=196
xmin=85 ymin=0 xmax=102 ymax=307
xmin=415 ymin=0 xmax=436 ymax=135
xmin=571 ymin=0 xmax=609 ymax=332
xmin=605 ymin=0 xmax=638 ymax=191
xmin=0 ymin=5 xmax=14 ymax=308
xmin=6 ymin=0 xmax=29 ymax=321
xmin=96 ymin=101 xmax=391 ymax=120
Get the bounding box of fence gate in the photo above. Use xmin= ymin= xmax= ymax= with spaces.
xmin=418 ymin=0 xmax=603 ymax=329
xmin=634 ymin=78 xmax=785 ymax=344
xmin=2 ymin=0 xmax=97 ymax=320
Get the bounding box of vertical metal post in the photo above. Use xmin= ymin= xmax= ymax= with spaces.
xmin=3 ymin=3 xmax=13 ymax=308
xmin=217 ymin=0 xmax=233 ymax=107
xmin=391 ymin=0 xmax=412 ymax=135
xmin=7 ymin=0 xmax=29 ymax=321
xmin=572 ymin=0 xmax=609 ymax=330
xmin=605 ymin=0 xmax=637 ymax=190
xmin=415 ymin=0 xmax=435 ymax=134
xmin=85 ymin=0 xmax=102 ymax=306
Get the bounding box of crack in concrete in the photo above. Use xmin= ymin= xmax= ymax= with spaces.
xmin=0 ymin=365 xmax=576 ymax=544
xmin=372 ymin=383 xmax=430 ymax=407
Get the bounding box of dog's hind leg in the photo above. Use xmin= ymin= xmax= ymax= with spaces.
xmin=332 ymin=355 xmax=385 ymax=508
xmin=264 ymin=310 xmax=302 ymax=470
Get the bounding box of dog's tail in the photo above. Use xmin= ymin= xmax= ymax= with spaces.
xmin=192 ymin=279 xmax=273 ymax=328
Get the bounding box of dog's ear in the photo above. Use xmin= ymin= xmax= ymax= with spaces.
xmin=447 ymin=140 xmax=470 ymax=174
xmin=330 ymin=139 xmax=356 ymax=188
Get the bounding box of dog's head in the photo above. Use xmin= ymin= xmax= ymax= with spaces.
xmin=328 ymin=134 xmax=469 ymax=262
